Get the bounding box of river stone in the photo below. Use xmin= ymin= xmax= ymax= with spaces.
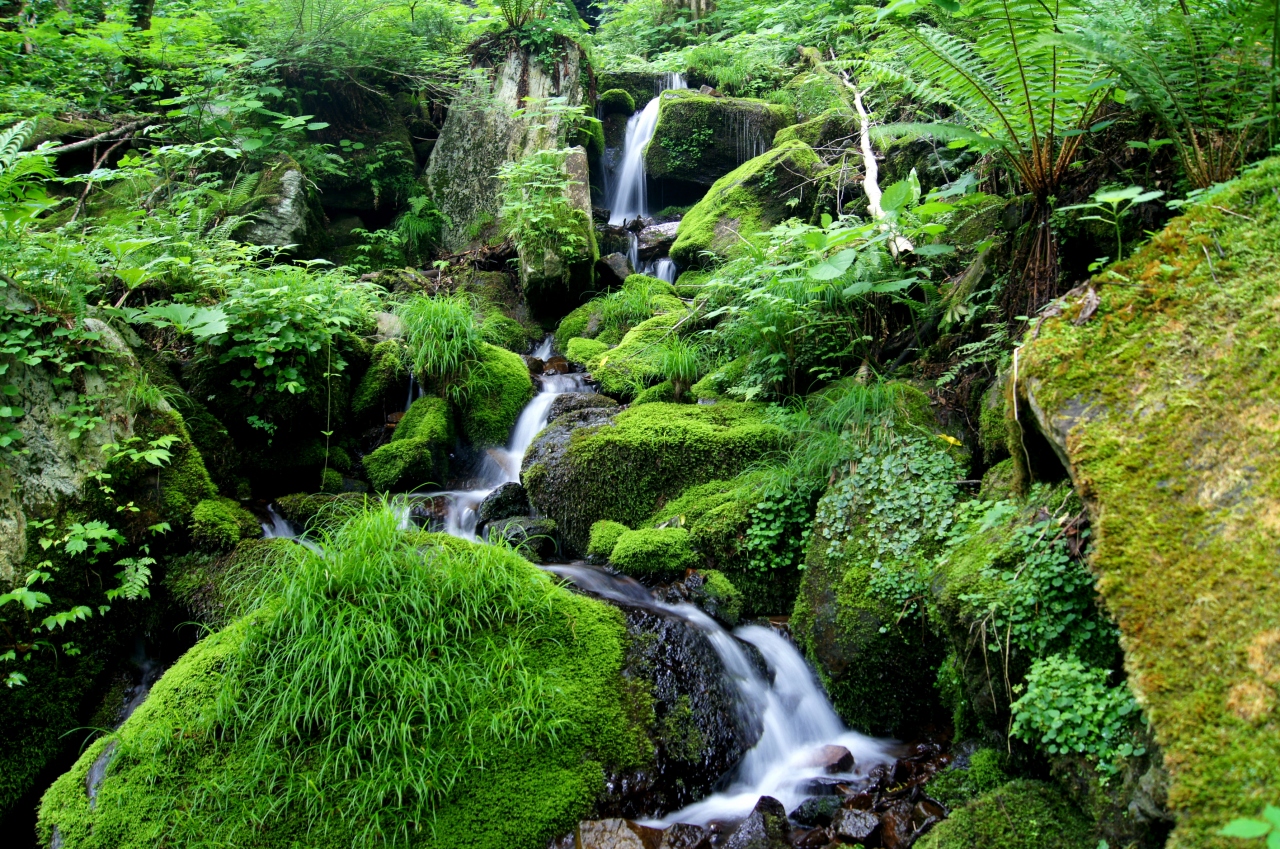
xmin=792 ymin=795 xmax=843 ymax=827
xmin=657 ymin=823 xmax=712 ymax=849
xmin=575 ymin=818 xmax=663 ymax=849
xmin=831 ymin=808 xmax=880 ymax=844
xmin=544 ymin=355 xmax=571 ymax=375
xmin=804 ymin=744 xmax=854 ymax=774
xmin=477 ymin=482 xmax=531 ymax=524
xmin=598 ymin=252 xmax=634 ymax=288
xmin=723 ymin=796 xmax=789 ymax=849
xmin=637 ymin=222 xmax=679 ymax=260
xmin=485 ymin=516 xmax=557 ymax=560
xmin=547 ymin=393 xmax=617 ymax=423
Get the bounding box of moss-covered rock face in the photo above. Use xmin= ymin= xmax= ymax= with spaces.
xmin=460 ymin=343 xmax=535 ymax=446
xmin=351 ymin=338 xmax=407 ymax=421
xmin=518 ymin=145 xmax=600 ymax=308
xmin=363 ymin=394 xmax=453 ymax=491
xmin=772 ymin=107 xmax=855 ymax=152
xmin=917 ymin=780 xmax=1094 ymax=849
xmin=426 ymin=42 xmax=587 ymax=251
xmin=645 ymin=91 xmax=796 ymax=187
xmin=190 ymin=497 xmax=259 ymax=552
xmin=522 ymin=402 xmax=785 ymax=552
xmin=669 ymin=140 xmax=822 ymax=267
xmin=599 ymin=88 xmax=636 ymax=116
xmin=1013 ymin=156 xmax=1280 ymax=847
xmin=609 ymin=527 xmax=700 ymax=578
xmin=38 ymin=513 xmax=650 ymax=849
xmin=554 ymin=273 xmax=683 ymax=353
xmin=597 ymin=71 xmax=659 ymax=112
xmin=587 ymin=519 xmax=629 ymax=559
xmin=238 ymin=155 xmax=330 ymax=257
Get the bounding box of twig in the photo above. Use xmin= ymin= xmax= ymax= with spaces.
xmin=1201 ymin=244 xmax=1221 ymax=287
xmin=45 ymin=118 xmax=154 ymax=155
xmin=1210 ymin=205 xmax=1254 ymax=221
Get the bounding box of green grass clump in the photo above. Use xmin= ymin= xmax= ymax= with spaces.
xmin=588 ymin=312 xmax=682 ymax=398
xmin=397 ymin=294 xmax=483 ymax=402
xmin=523 ymin=401 xmax=785 ymax=551
xmin=38 ymin=507 xmax=650 ymax=849
xmin=587 ymin=519 xmax=629 ymax=559
xmin=554 ymin=274 xmax=682 ymax=352
xmin=460 ymin=343 xmax=534 ymax=446
xmin=190 ymin=497 xmax=259 ymax=552
xmin=610 ymin=527 xmax=700 ymax=578
xmin=916 ymin=780 xmax=1093 ymax=849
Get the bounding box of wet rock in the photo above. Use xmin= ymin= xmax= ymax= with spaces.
xmin=658 ymin=823 xmax=713 ymax=849
xmin=547 ymin=393 xmax=617 ymax=423
xmin=791 ymin=827 xmax=831 ymax=849
xmin=575 ymin=819 xmax=664 ymax=849
xmin=598 ymin=252 xmax=635 ymax=288
xmin=878 ymin=800 xmax=915 ymax=849
xmin=240 ymin=156 xmax=327 ymax=254
xmin=524 ymin=355 xmax=545 ymax=375
xmin=723 ymin=795 xmax=790 ymax=849
xmin=595 ymin=604 xmax=765 ymax=818
xmin=374 ymin=311 xmax=403 ymax=340
xmin=485 ymin=516 xmax=558 ymax=560
xmin=805 ymin=744 xmax=855 ymax=774
xmin=637 ymin=222 xmax=680 ymax=260
xmin=478 ymin=482 xmax=531 ymax=524
xmin=408 ymin=495 xmax=449 ymax=526
xmin=544 ymin=356 xmax=571 ymax=374
xmin=831 ymin=808 xmax=880 ymax=844
xmin=796 ymin=777 xmax=847 ymax=797
xmin=911 ymin=798 xmax=946 ymax=835
xmin=792 ymin=795 xmax=843 ymax=827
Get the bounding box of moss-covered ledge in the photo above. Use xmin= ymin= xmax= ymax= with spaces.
xmin=1014 ymin=156 xmax=1280 ymax=847
xmin=645 ymin=90 xmax=796 ymax=187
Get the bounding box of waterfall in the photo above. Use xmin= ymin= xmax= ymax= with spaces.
xmin=606 ymin=73 xmax=687 ymax=226
xmin=547 ymin=564 xmax=896 ymax=823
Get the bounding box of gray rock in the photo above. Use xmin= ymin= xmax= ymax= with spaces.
xmin=724 ymin=796 xmax=789 ymax=849
xmin=575 ymin=819 xmax=663 ymax=849
xmin=657 ymin=823 xmax=712 ymax=849
xmin=485 ymin=516 xmax=558 ymax=560
xmin=791 ymin=795 xmax=843 ymax=827
xmin=478 ymin=482 xmax=531 ymax=524
xmin=547 ymin=393 xmax=616 ymax=423
xmin=598 ymin=252 xmax=634 ymax=288
xmin=830 ymin=808 xmax=879 ymax=843
xmin=637 ymin=222 xmax=679 ymax=261
xmin=804 ymin=744 xmax=854 ymax=774
xmin=241 ymin=160 xmax=324 ymax=252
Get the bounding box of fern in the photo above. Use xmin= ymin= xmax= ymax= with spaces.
xmin=0 ymin=121 xmax=57 ymax=225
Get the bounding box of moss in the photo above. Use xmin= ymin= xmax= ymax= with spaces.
xmin=979 ymin=396 xmax=1011 ymax=464
xmin=319 ymin=468 xmax=344 ymax=493
xmin=645 ymin=91 xmax=796 ymax=186
xmin=460 ymin=343 xmax=535 ymax=446
xmin=566 ymin=336 xmax=609 ymax=365
xmin=273 ymin=492 xmax=369 ymax=530
xmin=610 ymin=527 xmax=700 ymax=578
xmin=669 ymin=140 xmax=822 ymax=267
xmin=587 ymin=519 xmax=629 ymax=559
xmin=926 ymin=748 xmax=1010 ymax=810
xmin=588 ymin=312 xmax=681 ymax=398
xmin=772 ymin=107 xmax=856 ymax=150
xmin=481 ymin=310 xmax=534 ymax=353
xmin=1011 ymin=155 xmax=1280 ymax=847
xmin=190 ymin=497 xmax=259 ymax=552
xmin=599 ymin=88 xmax=636 ymax=115
xmin=524 ymin=402 xmax=785 ymax=551
xmin=393 ymin=394 xmax=453 ymax=445
xmin=352 ymin=339 xmax=406 ymax=420
xmin=597 ymin=71 xmax=659 ymax=112
xmin=633 ymin=380 xmax=676 ymax=405
xmin=697 ymin=570 xmax=743 ymax=626
xmin=916 ymin=780 xmax=1094 ymax=849
xmin=363 ymin=395 xmax=453 ymax=492
xmin=979 ymin=457 xmax=1018 ymax=501
xmin=554 ymin=274 xmax=683 ymax=352
xmin=39 ymin=533 xmax=650 ymax=849
xmin=690 ymin=355 xmax=749 ymax=402
xmin=573 ymin=116 xmax=606 ymax=158
xmin=165 ymin=538 xmax=291 ymax=629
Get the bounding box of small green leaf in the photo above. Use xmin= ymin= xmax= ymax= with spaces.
xmin=1219 ymin=819 xmax=1271 ymax=839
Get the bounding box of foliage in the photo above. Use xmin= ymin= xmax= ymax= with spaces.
xmin=1218 ymin=806 xmax=1280 ymax=843
xmin=1010 ymin=653 xmax=1144 ymax=780
xmin=497 ymin=147 xmax=590 ymax=265
xmin=1058 ymin=185 xmax=1164 ymax=262
xmin=658 ymin=335 xmax=702 ymax=401
xmin=395 ymin=294 xmax=484 ymax=403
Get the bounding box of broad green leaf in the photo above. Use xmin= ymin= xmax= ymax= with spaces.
xmin=1219 ymin=819 xmax=1271 ymax=839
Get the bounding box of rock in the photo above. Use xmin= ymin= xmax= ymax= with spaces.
xmin=669 ymin=141 xmax=821 ymax=267
xmin=636 ymin=222 xmax=680 ymax=260
xmin=792 ymin=795 xmax=844 ymax=827
xmin=544 ymin=356 xmax=571 ymax=375
xmin=772 ymin=108 xmax=857 ymax=153
xmin=426 ymin=43 xmax=588 ymax=252
xmin=879 ymin=800 xmax=916 ymax=849
xmin=830 ymin=808 xmax=880 ymax=844
xmin=374 ymin=311 xmax=403 ymax=340
xmin=524 ymin=355 xmax=546 ymax=375
xmin=805 ymin=744 xmax=854 ymax=774
xmin=477 ymin=482 xmax=531 ymax=524
xmin=598 ymin=252 xmax=635 ymax=288
xmin=547 ymin=393 xmax=617 ymax=423
xmin=657 ymin=823 xmax=712 ymax=849
xmin=518 ymin=145 xmax=598 ymax=302
xmin=791 ymin=827 xmax=830 ymax=849
xmin=646 ymin=91 xmax=796 ymax=187
xmin=575 ymin=819 xmax=664 ymax=849
xmin=239 ymin=156 xmax=328 ymax=254
xmin=485 ymin=516 xmax=558 ymax=560
xmin=723 ymin=796 xmax=790 ymax=849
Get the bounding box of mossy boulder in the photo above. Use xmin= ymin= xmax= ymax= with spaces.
xmin=238 ymin=155 xmax=330 ymax=257
xmin=584 ymin=312 xmax=681 ymax=399
xmin=522 ymin=402 xmax=785 ymax=552
xmin=190 ymin=497 xmax=260 ymax=552
xmin=554 ymin=273 xmax=683 ymax=352
xmin=772 ymin=107 xmax=856 ymax=152
xmin=1013 ymin=155 xmax=1280 ymax=847
xmin=599 ymin=88 xmax=636 ymax=116
xmin=609 ymin=527 xmax=700 ymax=578
xmin=917 ymin=780 xmax=1093 ymax=849
xmin=363 ymin=395 xmax=453 ymax=491
xmin=460 ymin=343 xmax=535 ymax=446
xmin=518 ymin=146 xmax=600 ymax=308
xmin=567 ymin=336 xmax=609 ymax=366
xmin=670 ymin=140 xmax=822 ymax=267
xmin=587 ymin=519 xmax=629 ymax=560
xmin=352 ymin=338 xmax=406 ymax=420
xmin=925 ymin=747 xmax=1010 ymax=811
xmin=645 ymin=91 xmax=795 ymax=187
xmin=597 ymin=71 xmax=659 ymax=111
xmin=692 ymin=570 xmax=743 ymax=627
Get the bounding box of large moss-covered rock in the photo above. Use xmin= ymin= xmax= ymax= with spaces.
xmin=554 ymin=273 xmax=682 ymax=352
xmin=363 ymin=394 xmax=453 ymax=491
xmin=460 ymin=343 xmax=535 ymax=446
xmin=917 ymin=780 xmax=1093 ymax=849
xmin=772 ymin=107 xmax=856 ymax=153
xmin=669 ymin=140 xmax=821 ymax=267
xmin=645 ymin=91 xmax=795 ymax=187
xmin=522 ymin=402 xmax=785 ymax=552
xmin=426 ymin=41 xmax=588 ymax=251
xmin=1013 ymin=155 xmax=1280 ymax=847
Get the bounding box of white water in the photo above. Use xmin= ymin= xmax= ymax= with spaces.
xmin=547 ymin=565 xmax=896 ymax=825
xmin=607 ymin=74 xmax=687 ymax=226
xmin=426 ymin=337 xmax=590 ymax=541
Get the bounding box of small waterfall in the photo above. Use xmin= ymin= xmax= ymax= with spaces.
xmin=548 ymin=565 xmax=895 ymax=823
xmin=261 ymin=504 xmax=295 ymax=539
xmin=607 ymin=73 xmax=687 ymax=226
xmin=651 ymin=258 xmax=677 ymax=283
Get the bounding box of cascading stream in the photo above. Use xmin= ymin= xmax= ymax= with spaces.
xmin=606 ymin=74 xmax=686 ymax=227
xmin=547 ymin=564 xmax=896 ymax=825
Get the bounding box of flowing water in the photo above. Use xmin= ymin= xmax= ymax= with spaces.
xmin=547 ymin=565 xmax=896 ymax=823
xmin=606 ymin=73 xmax=686 ymax=227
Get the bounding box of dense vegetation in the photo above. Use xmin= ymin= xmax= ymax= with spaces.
xmin=1 ymin=0 xmax=1278 ymax=847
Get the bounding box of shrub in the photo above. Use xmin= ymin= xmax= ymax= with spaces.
xmin=610 ymin=527 xmax=700 ymax=578
xmin=587 ymin=520 xmax=629 ymax=559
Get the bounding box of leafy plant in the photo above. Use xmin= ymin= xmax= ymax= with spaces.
xmin=497 ymin=146 xmax=590 ymax=266
xmin=395 ymin=294 xmax=484 ymax=402
xmin=659 ymin=336 xmax=703 ymax=401
xmin=1059 ymin=185 xmax=1164 ymax=262
xmin=1219 ymin=806 xmax=1280 ymax=844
